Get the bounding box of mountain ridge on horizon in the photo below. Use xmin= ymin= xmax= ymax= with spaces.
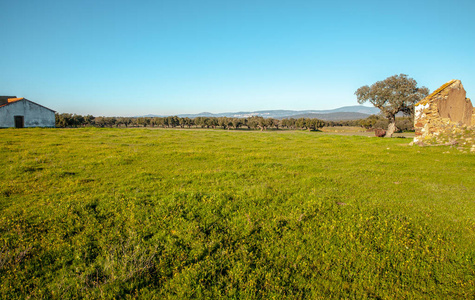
xmin=137 ymin=105 xmax=380 ymax=120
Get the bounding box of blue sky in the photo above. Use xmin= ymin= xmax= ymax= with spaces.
xmin=1 ymin=0 xmax=474 ymax=116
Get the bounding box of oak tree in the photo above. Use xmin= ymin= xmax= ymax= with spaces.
xmin=355 ymin=74 xmax=429 ymax=137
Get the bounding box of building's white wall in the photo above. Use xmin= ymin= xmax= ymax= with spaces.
xmin=0 ymin=100 xmax=55 ymax=128
xmin=0 ymin=102 xmax=20 ymax=127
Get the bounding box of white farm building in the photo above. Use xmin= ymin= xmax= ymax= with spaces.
xmin=0 ymin=96 xmax=55 ymax=128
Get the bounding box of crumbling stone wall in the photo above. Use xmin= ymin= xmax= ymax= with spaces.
xmin=414 ymin=80 xmax=475 ymax=151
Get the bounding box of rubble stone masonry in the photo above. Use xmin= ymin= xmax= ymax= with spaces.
xmin=414 ymin=80 xmax=475 ymax=152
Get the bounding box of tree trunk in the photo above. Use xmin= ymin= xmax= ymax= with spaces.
xmin=385 ymin=115 xmax=397 ymax=137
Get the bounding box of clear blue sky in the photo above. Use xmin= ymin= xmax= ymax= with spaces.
xmin=1 ymin=0 xmax=474 ymax=116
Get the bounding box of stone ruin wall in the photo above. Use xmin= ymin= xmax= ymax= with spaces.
xmin=414 ymin=79 xmax=475 ymax=151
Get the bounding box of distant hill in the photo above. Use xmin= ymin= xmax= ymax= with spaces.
xmin=288 ymin=112 xmax=375 ymax=121
xmin=137 ymin=105 xmax=380 ymax=121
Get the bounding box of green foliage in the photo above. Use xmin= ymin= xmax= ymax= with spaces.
xmin=55 ymin=113 xmax=92 ymax=127
xmin=355 ymin=74 xmax=429 ymax=136
xmin=1 ymin=128 xmax=474 ymax=298
xmin=395 ymin=117 xmax=414 ymax=132
xmin=355 ymin=74 xmax=429 ymax=118
xmin=359 ymin=114 xmax=382 ymax=129
xmin=55 ymin=113 xmax=330 ymax=131
xmin=358 ymin=115 xmax=414 ymax=132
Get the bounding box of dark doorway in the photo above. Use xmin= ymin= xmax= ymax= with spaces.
xmin=14 ymin=116 xmax=24 ymax=128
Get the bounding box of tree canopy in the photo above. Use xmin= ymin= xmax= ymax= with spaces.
xmin=355 ymin=74 xmax=429 ymax=137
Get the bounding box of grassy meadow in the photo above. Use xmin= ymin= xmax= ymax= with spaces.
xmin=1 ymin=128 xmax=474 ymax=299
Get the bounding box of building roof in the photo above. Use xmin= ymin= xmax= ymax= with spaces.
xmin=0 ymin=97 xmax=24 ymax=108
xmin=415 ymin=79 xmax=458 ymax=106
xmin=0 ymin=97 xmax=56 ymax=112
xmin=0 ymin=96 xmax=17 ymax=106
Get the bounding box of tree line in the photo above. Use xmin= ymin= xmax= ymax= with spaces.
xmin=55 ymin=113 xmax=414 ymax=132
xmin=55 ymin=114 xmax=325 ymax=130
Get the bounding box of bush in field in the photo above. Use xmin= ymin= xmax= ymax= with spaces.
xmin=358 ymin=115 xmax=381 ymax=129
xmin=373 ymin=118 xmax=389 ymax=130
xmin=359 ymin=115 xmax=414 ymax=132
xmin=396 ymin=117 xmax=414 ymax=132
xmin=55 ymin=113 xmax=93 ymax=127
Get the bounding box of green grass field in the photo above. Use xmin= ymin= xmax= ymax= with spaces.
xmin=1 ymin=128 xmax=474 ymax=299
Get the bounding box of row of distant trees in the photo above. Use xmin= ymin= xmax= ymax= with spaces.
xmin=55 ymin=114 xmax=326 ymax=130
xmin=55 ymin=113 xmax=414 ymax=131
